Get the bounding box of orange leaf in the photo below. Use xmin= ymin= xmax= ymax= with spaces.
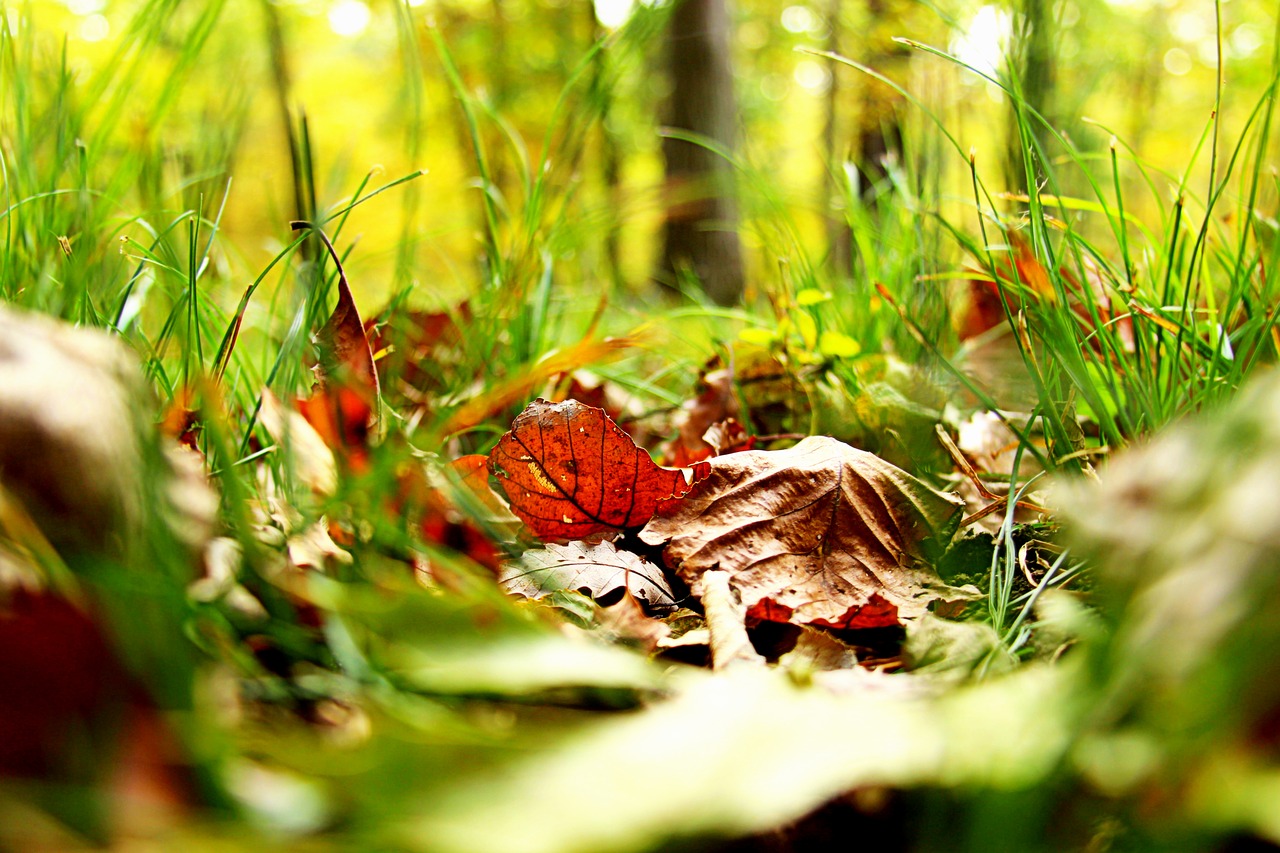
xmin=488 ymin=398 xmax=709 ymax=542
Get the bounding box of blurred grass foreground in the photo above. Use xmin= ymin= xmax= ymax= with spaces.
xmin=3 ymin=0 xmax=1280 ymax=850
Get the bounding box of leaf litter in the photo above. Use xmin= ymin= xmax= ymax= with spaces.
xmin=1 ymin=268 xmax=1107 ymax=852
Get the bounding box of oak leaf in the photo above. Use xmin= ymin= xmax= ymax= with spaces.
xmin=499 ymin=540 xmax=677 ymax=613
xmin=640 ymin=435 xmax=964 ymax=630
xmin=488 ymin=398 xmax=708 ymax=541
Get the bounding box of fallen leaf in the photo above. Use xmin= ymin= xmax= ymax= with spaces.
xmin=664 ymin=360 xmax=739 ymax=467
xmin=159 ymin=386 xmax=201 ymax=451
xmin=702 ymin=418 xmax=755 ymax=456
xmin=500 ymin=540 xmax=677 ymax=613
xmin=365 ymin=304 xmax=468 ymax=414
xmin=287 ymin=519 xmax=354 ymax=570
xmin=0 ymin=306 xmax=148 ymax=558
xmin=0 ymin=588 xmax=120 ymax=778
xmin=488 ymin=398 xmax=709 ymax=541
xmin=778 ymin=626 xmax=860 ymax=673
xmin=258 ymin=389 xmax=338 ymax=497
xmin=903 ymin=613 xmax=1015 ymax=680
xmin=640 ymin=435 xmax=964 ymax=630
xmin=701 ymin=568 xmax=765 ymax=669
xmin=404 ymin=664 xmax=1075 ymax=853
xmin=309 ymin=239 xmax=378 ymax=399
xmin=296 ymin=386 xmax=374 ymax=470
xmin=293 ymin=224 xmax=380 ymax=470
xmin=596 ymin=592 xmax=672 ymax=653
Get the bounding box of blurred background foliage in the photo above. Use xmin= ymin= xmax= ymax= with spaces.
xmin=9 ymin=0 xmax=1277 ymax=310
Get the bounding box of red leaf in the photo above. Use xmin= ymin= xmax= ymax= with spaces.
xmin=0 ymin=590 xmax=118 ymax=777
xmin=488 ymin=398 xmax=709 ymax=542
xmin=365 ymin=305 xmax=467 ymax=411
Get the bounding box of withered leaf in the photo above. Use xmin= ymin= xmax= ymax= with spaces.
xmin=312 ymin=238 xmax=379 ymax=398
xmin=258 ymin=389 xmax=338 ymax=496
xmin=640 ymin=435 xmax=964 ymax=630
xmin=703 ymin=418 xmax=755 ymax=456
xmin=665 ymin=361 xmax=739 ymax=467
xmin=365 ymin=304 xmax=467 ymax=414
xmin=596 ymin=592 xmax=672 ymax=653
xmin=500 ymin=540 xmax=677 ymax=613
xmin=488 ymin=398 xmax=708 ymax=541
xmin=298 ymin=224 xmax=379 ymax=468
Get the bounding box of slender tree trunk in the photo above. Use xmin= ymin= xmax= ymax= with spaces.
xmin=822 ymin=0 xmax=852 ymax=280
xmin=588 ymin=9 xmax=625 ymax=291
xmin=658 ymin=0 xmax=744 ymax=306
xmin=853 ymin=0 xmax=905 ymax=202
xmin=1006 ymin=0 xmax=1055 ymax=192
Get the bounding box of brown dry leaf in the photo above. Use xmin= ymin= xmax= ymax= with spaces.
xmin=778 ymin=626 xmax=860 ymax=672
xmin=293 ymin=226 xmax=380 ymax=471
xmin=596 ymin=592 xmax=672 ymax=653
xmin=499 ymin=540 xmax=677 ymax=613
xmin=287 ymin=519 xmax=354 ymax=571
xmin=365 ymin=303 xmax=470 ymax=419
xmin=313 ymin=250 xmax=379 ymax=399
xmin=703 ymin=418 xmax=755 ymax=456
xmin=665 ymin=360 xmax=739 ymax=467
xmin=640 ymin=435 xmax=964 ymax=630
xmin=488 ymin=398 xmax=709 ymax=542
xmin=701 ymin=568 xmax=765 ymax=669
xmin=258 ymin=389 xmax=337 ymax=497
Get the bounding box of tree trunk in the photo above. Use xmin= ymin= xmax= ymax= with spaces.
xmin=1006 ymin=0 xmax=1056 ymax=193
xmin=658 ymin=0 xmax=744 ymax=306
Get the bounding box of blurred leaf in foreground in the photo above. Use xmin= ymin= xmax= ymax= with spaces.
xmin=396 ymin=665 xmax=1076 ymax=853
xmin=1061 ymin=366 xmax=1280 ymax=844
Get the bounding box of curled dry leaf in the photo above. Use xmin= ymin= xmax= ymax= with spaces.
xmin=499 ymin=540 xmax=677 ymax=613
xmin=703 ymin=418 xmax=755 ymax=456
xmin=365 ymin=304 xmax=465 ymax=413
xmin=596 ymin=593 xmax=672 ymax=653
xmin=488 ymin=398 xmax=709 ymax=542
xmin=665 ymin=361 xmax=739 ymax=467
xmin=258 ymin=389 xmax=338 ymax=497
xmin=296 ymin=225 xmax=380 ymax=469
xmin=640 ymin=435 xmax=964 ymax=630
xmin=700 ymin=569 xmax=765 ymax=669
xmin=312 ymin=239 xmax=379 ymax=399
